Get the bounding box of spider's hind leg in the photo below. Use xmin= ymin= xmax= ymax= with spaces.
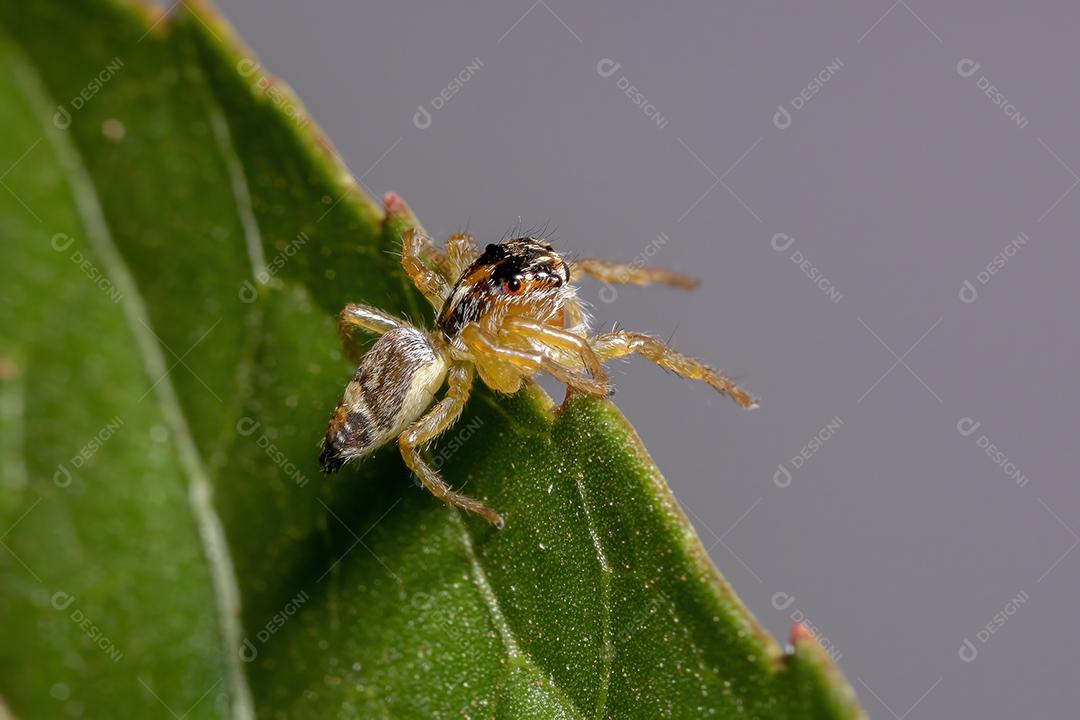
xmin=398 ymin=363 xmax=505 ymax=528
xmin=591 ymin=330 xmax=758 ymax=409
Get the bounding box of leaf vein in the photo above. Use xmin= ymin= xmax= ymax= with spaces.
xmin=207 ymin=97 xmax=267 ymax=282
xmin=573 ymin=472 xmax=612 ymax=720
xmin=185 ymin=49 xmax=269 ymax=476
xmin=451 ymin=510 xmax=582 ymax=717
xmin=0 ymin=359 xmax=28 ymax=504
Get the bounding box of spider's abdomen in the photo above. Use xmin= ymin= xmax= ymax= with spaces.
xmin=320 ymin=327 xmax=447 ymax=472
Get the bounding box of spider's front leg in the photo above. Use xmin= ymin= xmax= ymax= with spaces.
xmin=591 ymin=330 xmax=758 ymax=409
xmin=460 ymin=324 xmax=608 ymax=397
xmin=500 ymin=316 xmax=606 ymax=385
xmin=398 ymin=362 xmax=505 ymax=528
xmin=498 ymin=317 xmax=610 ymax=407
xmin=445 ymin=231 xmax=480 ymax=278
xmin=337 ymin=304 xmax=408 ymax=364
xmin=401 ymin=227 xmax=451 ymax=309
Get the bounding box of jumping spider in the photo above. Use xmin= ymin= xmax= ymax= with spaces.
xmin=320 ymin=227 xmax=757 ymax=528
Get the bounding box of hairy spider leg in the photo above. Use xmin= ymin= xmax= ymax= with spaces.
xmin=573 ymin=258 xmax=699 ymax=290
xmin=398 ymin=362 xmax=505 ymax=528
xmin=445 ymin=231 xmax=481 ymax=278
xmin=419 ymin=238 xmax=452 ymax=279
xmin=560 ymin=257 xmax=697 ymax=335
xmin=460 ymin=323 xmax=608 ymax=397
xmin=561 ymin=294 xmax=590 ymax=335
xmin=338 ymin=304 xmax=408 ymax=364
xmin=401 ymin=227 xmax=451 ymax=308
xmin=591 ymin=330 xmax=758 ymax=409
xmin=500 ymin=316 xmax=608 ymax=389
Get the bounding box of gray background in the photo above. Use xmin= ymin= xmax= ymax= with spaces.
xmin=213 ymin=1 xmax=1080 ymax=716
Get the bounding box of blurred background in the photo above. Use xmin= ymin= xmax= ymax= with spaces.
xmin=209 ymin=0 xmax=1079 ymax=716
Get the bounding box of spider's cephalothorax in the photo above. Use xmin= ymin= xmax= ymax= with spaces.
xmin=437 ymin=238 xmax=572 ymax=340
xmin=321 ymin=208 xmax=757 ymax=529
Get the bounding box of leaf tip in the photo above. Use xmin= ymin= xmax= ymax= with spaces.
xmin=383 ymin=191 xmax=419 ymax=226
xmin=790 ymin=622 xmax=814 ymax=645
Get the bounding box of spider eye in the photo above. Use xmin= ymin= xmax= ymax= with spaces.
xmin=503 ymin=277 xmax=522 ymax=294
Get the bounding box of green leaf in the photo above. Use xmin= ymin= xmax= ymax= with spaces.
xmin=0 ymin=1 xmax=866 ymax=718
